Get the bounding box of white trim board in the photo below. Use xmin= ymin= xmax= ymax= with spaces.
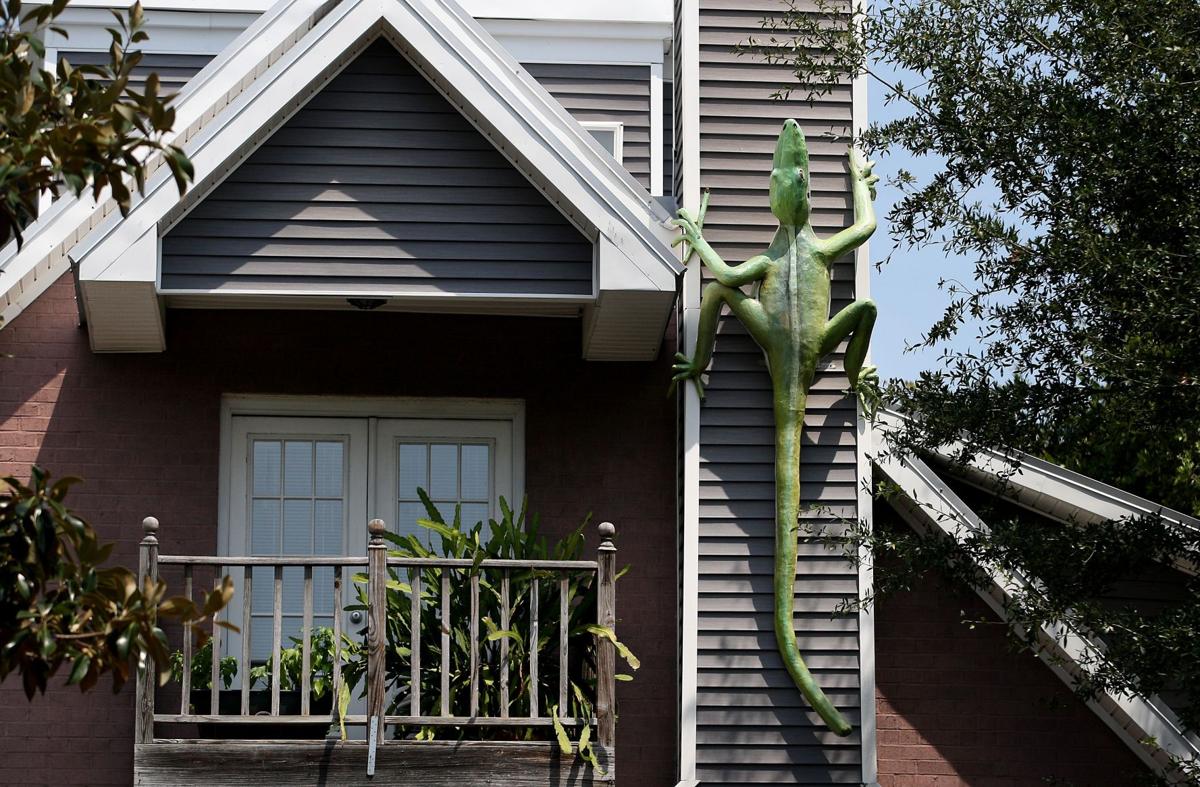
xmin=851 ymin=54 xmax=878 ymax=787
xmin=675 ymin=0 xmax=701 ymax=779
xmin=37 ymin=0 xmax=673 ymax=24
xmin=44 ymin=11 xmax=671 ymax=65
xmin=874 ymin=447 xmax=1199 ymax=780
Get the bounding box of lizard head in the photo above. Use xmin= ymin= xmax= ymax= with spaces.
xmin=769 ymin=119 xmax=811 ymax=226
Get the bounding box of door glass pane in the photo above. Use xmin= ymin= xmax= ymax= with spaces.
xmin=460 ymin=502 xmax=489 ymax=529
xmin=394 ymin=439 xmax=494 ymax=542
xmin=397 ymin=443 xmax=426 ymax=501
xmin=252 ymin=441 xmax=281 ymax=497
xmin=429 ymin=444 xmax=458 ymax=499
xmin=247 ymin=436 xmax=348 ymax=662
xmin=282 ymin=500 xmax=313 ymax=555
xmin=314 ymin=500 xmax=342 ymax=555
xmin=251 ymin=499 xmax=280 ymax=554
xmin=460 ymin=444 xmax=489 ymax=501
xmin=314 ymin=442 xmax=344 ymax=497
xmin=283 ymin=441 xmax=313 ymax=496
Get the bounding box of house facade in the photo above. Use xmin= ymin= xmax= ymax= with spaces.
xmin=0 ymin=0 xmax=1194 ymax=785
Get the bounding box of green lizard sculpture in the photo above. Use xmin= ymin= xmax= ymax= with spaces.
xmin=673 ymin=119 xmax=878 ymax=737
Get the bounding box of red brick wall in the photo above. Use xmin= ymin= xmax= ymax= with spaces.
xmin=874 ymin=567 xmax=1152 ymax=786
xmin=0 ymin=276 xmax=677 ymax=786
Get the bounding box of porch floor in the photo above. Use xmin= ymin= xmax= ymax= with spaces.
xmin=134 ymin=739 xmax=613 ymax=786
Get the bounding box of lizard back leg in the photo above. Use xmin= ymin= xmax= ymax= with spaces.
xmin=819 ymin=298 xmax=877 ymax=386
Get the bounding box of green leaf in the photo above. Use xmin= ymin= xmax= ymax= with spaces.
xmin=67 ymin=655 xmax=91 ymax=686
xmin=550 ymin=705 xmax=571 ymax=755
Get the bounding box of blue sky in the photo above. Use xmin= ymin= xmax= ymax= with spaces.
xmin=865 ymin=82 xmax=967 ymax=382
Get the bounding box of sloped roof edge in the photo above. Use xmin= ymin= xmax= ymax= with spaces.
xmin=0 ymin=0 xmax=336 ymax=329
xmin=877 ymin=410 xmax=1200 ymax=543
xmin=874 ymin=447 xmax=1199 ymax=779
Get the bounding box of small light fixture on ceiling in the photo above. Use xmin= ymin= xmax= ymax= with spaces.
xmin=347 ymin=297 xmax=387 ymax=311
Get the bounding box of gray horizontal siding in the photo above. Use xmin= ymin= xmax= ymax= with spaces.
xmin=664 ymin=80 xmax=675 ymax=196
xmin=56 ymin=51 xmax=211 ymax=91
xmin=695 ymin=0 xmax=863 ymax=783
xmin=525 ymin=62 xmax=653 ymax=192
xmin=162 ymin=40 xmax=593 ymax=296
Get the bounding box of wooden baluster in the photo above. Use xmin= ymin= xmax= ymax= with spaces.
xmin=332 ymin=568 xmax=343 ymax=706
xmin=271 ymin=565 xmax=283 ymax=716
xmin=180 ymin=564 xmax=192 ymax=715
xmin=469 ymin=571 xmax=480 ymax=717
xmin=595 ymin=522 xmax=617 ymax=747
xmin=240 ymin=567 xmax=252 ymax=716
xmin=212 ymin=573 xmax=223 ymax=717
xmin=529 ymin=577 xmax=539 ymax=718
xmin=558 ymin=574 xmax=569 ymax=716
xmin=499 ymin=571 xmax=510 ymax=718
xmin=367 ymin=520 xmax=387 ymax=744
xmin=440 ymin=570 xmax=450 ymax=717
xmin=410 ymin=567 xmax=421 ymax=717
xmin=301 ymin=565 xmax=313 ymax=716
xmin=135 ymin=517 xmax=159 ymax=744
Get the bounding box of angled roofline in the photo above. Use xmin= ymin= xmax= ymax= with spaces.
xmin=874 ymin=445 xmax=1199 ymax=780
xmin=876 ymin=410 xmax=1200 ymax=557
xmin=8 ymin=0 xmax=683 ymax=361
xmin=0 ymin=0 xmax=336 ymax=331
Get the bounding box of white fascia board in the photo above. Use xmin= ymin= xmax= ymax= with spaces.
xmin=38 ymin=0 xmax=673 ymax=24
xmin=482 ymin=18 xmax=670 ymax=65
xmin=875 ymin=448 xmax=1199 ymax=777
xmin=0 ymin=0 xmax=329 ymax=331
xmin=44 ymin=7 xmax=258 ymax=55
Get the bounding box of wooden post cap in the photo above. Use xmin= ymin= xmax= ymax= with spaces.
xmin=141 ymin=517 xmax=160 ymax=540
xmin=598 ymin=521 xmax=616 ymax=539
xmin=368 ymin=519 xmax=387 ymax=538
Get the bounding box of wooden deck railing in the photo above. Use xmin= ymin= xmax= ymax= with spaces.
xmin=135 ymin=517 xmax=618 ymax=749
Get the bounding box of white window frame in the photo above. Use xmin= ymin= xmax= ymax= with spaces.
xmin=581 ymin=120 xmax=625 ymax=163
xmin=218 ymin=395 xmax=526 ymax=558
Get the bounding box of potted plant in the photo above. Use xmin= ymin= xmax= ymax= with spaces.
xmin=169 ymin=629 xmax=342 ymax=739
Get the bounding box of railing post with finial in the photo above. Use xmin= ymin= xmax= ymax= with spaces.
xmin=135 ymin=517 xmax=159 ymax=745
xmin=595 ymin=522 xmax=617 ymax=748
xmin=367 ymin=519 xmax=387 ymax=745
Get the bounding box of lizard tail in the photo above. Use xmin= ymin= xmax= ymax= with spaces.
xmin=774 ymin=396 xmax=853 ymax=737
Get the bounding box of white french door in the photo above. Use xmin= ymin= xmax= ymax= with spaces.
xmin=228 ymin=417 xmax=369 ymax=662
xmin=223 ymin=406 xmax=519 ymax=667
